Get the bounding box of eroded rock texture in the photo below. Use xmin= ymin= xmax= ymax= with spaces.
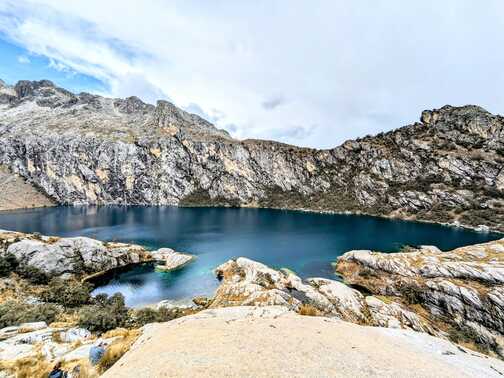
xmin=0 ymin=229 xmax=190 ymax=277
xmin=336 ymin=239 xmax=504 ymax=357
xmin=0 ymin=80 xmax=503 ymax=230
xmin=211 ymin=257 xmax=433 ymax=334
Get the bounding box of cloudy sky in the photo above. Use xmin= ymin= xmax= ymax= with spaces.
xmin=0 ymin=1 xmax=503 ymax=148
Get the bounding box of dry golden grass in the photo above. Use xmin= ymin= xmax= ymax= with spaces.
xmin=297 ymin=304 xmax=320 ymax=317
xmin=97 ymin=328 xmax=141 ymax=373
xmin=62 ymin=359 xmax=98 ymax=378
xmin=51 ymin=330 xmax=64 ymax=343
xmin=102 ymin=327 xmax=131 ymax=339
xmin=17 ymin=326 xmax=36 ymax=334
xmin=0 ymin=353 xmax=51 ymax=378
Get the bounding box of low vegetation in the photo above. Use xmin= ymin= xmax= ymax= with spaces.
xmin=0 ymin=253 xmax=49 ymax=284
xmin=78 ymin=293 xmax=129 ymax=333
xmin=40 ymin=278 xmax=92 ymax=307
xmin=297 ymin=304 xmax=320 ymax=316
xmin=97 ymin=328 xmax=141 ymax=373
xmin=0 ymin=301 xmax=61 ymax=328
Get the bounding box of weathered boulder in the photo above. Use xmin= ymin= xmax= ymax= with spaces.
xmin=152 ymin=248 xmax=194 ymax=272
xmin=336 ymin=238 xmax=504 ymax=357
xmin=0 ymin=323 xmax=91 ymax=362
xmin=0 ymin=229 xmax=192 ymax=277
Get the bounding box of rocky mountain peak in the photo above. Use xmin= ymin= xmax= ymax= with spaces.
xmin=151 ymin=99 xmax=231 ymax=139
xmin=14 ymin=79 xmax=55 ymax=98
xmin=421 ymin=105 xmax=491 ymax=125
xmin=114 ymin=96 xmax=154 ymax=115
xmin=10 ymin=79 xmax=77 ymax=108
xmin=152 ymin=100 xmax=189 ymax=128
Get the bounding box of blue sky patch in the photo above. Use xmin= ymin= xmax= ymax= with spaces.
xmin=0 ymin=35 xmax=106 ymax=94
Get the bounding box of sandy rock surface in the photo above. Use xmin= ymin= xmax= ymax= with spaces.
xmin=103 ymin=306 xmax=504 ymax=378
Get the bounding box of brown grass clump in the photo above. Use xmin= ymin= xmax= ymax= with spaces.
xmin=102 ymin=327 xmax=131 ymax=339
xmin=97 ymin=328 xmax=141 ymax=373
xmin=62 ymin=359 xmax=98 ymax=378
xmin=51 ymin=330 xmax=64 ymax=343
xmin=0 ymin=353 xmax=51 ymax=378
xmin=297 ymin=304 xmax=320 ymax=317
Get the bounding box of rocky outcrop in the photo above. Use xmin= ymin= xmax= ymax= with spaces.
xmin=102 ymin=306 xmax=504 ymax=378
xmin=0 ymin=79 xmax=503 ymax=231
xmin=152 ymin=248 xmax=194 ymax=272
xmin=336 ymin=238 xmax=504 ymax=357
xmin=0 ymin=229 xmax=192 ymax=277
xmin=211 ymin=257 xmax=433 ymax=334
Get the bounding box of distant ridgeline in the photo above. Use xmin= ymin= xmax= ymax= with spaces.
xmin=0 ymin=79 xmax=503 ymax=232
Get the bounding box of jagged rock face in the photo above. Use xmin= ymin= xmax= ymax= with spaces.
xmin=0 ymin=79 xmax=503 ymax=231
xmin=336 ymin=239 xmax=504 ymax=357
xmin=211 ymin=257 xmax=432 ymax=334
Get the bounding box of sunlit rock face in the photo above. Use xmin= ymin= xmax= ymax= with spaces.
xmin=336 ymin=239 xmax=504 ymax=358
xmin=1 ymin=79 xmax=503 ymax=231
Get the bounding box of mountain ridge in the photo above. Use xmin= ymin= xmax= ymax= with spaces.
xmin=0 ymin=79 xmax=503 ymax=232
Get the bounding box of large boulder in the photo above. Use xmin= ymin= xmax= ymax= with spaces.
xmin=152 ymin=248 xmax=194 ymax=271
xmin=0 ymin=229 xmax=192 ymax=277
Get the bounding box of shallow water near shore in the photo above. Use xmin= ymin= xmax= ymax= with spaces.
xmin=0 ymin=206 xmax=500 ymax=307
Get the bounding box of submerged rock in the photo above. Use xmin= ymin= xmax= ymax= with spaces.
xmin=336 ymin=238 xmax=504 ymax=357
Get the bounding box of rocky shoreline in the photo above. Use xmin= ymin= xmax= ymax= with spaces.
xmin=0 ymin=229 xmax=194 ymax=280
xmin=1 ymin=229 xmax=504 ymax=376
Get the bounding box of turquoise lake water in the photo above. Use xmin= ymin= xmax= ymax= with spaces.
xmin=0 ymin=206 xmax=500 ymax=307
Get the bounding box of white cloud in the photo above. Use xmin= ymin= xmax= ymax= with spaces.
xmin=1 ymin=0 xmax=504 ymax=148
xmin=17 ymin=54 xmax=30 ymax=64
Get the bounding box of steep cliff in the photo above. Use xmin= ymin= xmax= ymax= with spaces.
xmin=1 ymin=79 xmax=503 ymax=231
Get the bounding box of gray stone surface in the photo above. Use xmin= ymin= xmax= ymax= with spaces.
xmin=0 ymin=229 xmax=191 ymax=277
xmin=337 ymin=238 xmax=504 ymax=357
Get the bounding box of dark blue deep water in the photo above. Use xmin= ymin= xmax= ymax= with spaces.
xmin=0 ymin=206 xmax=500 ymax=307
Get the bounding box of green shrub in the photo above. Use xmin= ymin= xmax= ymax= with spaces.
xmin=132 ymin=307 xmax=178 ymax=327
xmin=40 ymin=278 xmax=92 ymax=307
xmin=15 ymin=265 xmax=49 ymax=284
xmin=0 ymin=301 xmax=61 ymax=328
xmin=78 ymin=293 xmax=129 ymax=333
xmin=0 ymin=253 xmax=19 ymax=277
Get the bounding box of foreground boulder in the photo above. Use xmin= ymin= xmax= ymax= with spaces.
xmin=0 ymin=229 xmax=192 ymax=277
xmin=336 ymin=238 xmax=504 ymax=357
xmin=102 ymin=306 xmax=504 ymax=378
xmin=211 ymin=257 xmax=432 ymax=334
